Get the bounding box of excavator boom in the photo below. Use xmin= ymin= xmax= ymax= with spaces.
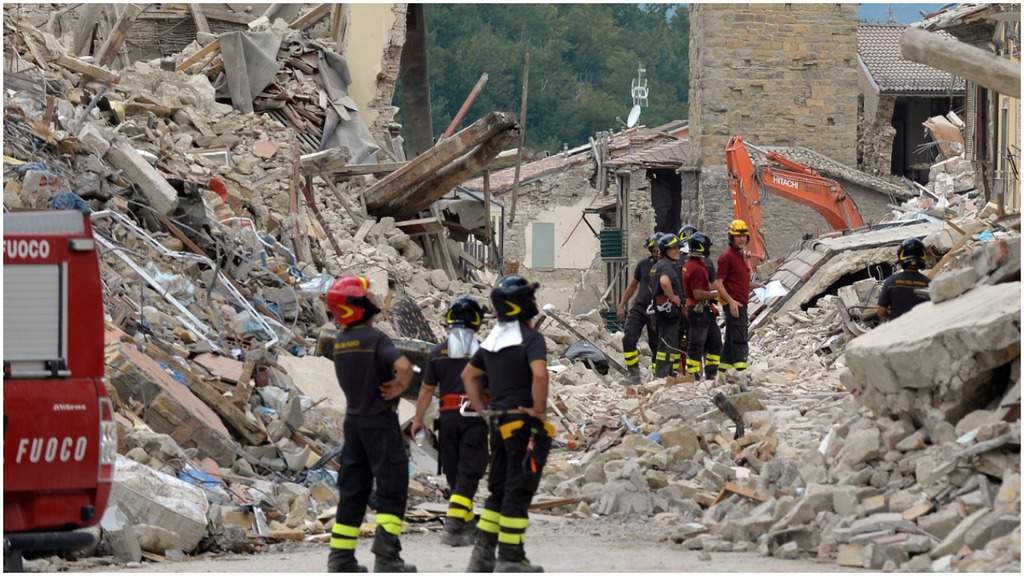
xmin=725 ymin=136 xmax=865 ymax=270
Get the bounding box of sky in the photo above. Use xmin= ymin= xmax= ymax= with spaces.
xmin=857 ymin=3 xmax=948 ymax=24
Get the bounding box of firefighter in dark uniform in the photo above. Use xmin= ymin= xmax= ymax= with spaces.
xmin=877 ymin=238 xmax=930 ymax=320
xmin=681 ymin=233 xmax=723 ymax=383
xmin=715 ymin=220 xmax=760 ymax=377
xmin=616 ymin=233 xmax=661 ymax=384
xmin=676 ymin=225 xmax=698 ymax=368
xmin=462 ymin=275 xmax=552 ymax=573
xmin=325 ymin=276 xmax=416 ymax=573
xmin=652 ymin=234 xmax=684 ymax=378
xmin=410 ymin=295 xmax=489 ymax=547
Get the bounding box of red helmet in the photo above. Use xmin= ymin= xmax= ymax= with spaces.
xmin=326 ymin=276 xmax=379 ymax=326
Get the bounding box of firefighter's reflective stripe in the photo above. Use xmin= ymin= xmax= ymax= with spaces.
xmin=376 ymin=513 xmax=403 ymax=535
xmin=734 ymin=361 xmax=748 ymax=371
xmin=447 ymin=493 xmax=474 ymax=521
xmin=477 ymin=508 xmax=500 ymax=534
xmin=498 ymin=515 xmax=528 ymax=544
xmin=498 ymin=420 xmax=525 ymax=440
xmin=330 ymin=522 xmax=359 ymax=549
xmin=669 ymin=352 xmax=681 ymax=371
xmin=705 ymin=354 xmax=720 ymax=367
xmin=686 ymin=358 xmax=702 ymax=374
xmin=623 ymin=350 xmax=640 ymax=366
xmin=719 ymin=362 xmax=734 ymax=371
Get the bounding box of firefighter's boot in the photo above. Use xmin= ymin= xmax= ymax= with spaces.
xmin=441 ymin=517 xmax=475 ymax=547
xmin=624 ymin=364 xmax=641 ymax=385
xmin=371 ymin=531 xmax=416 ymax=573
xmin=466 ymin=530 xmax=498 ymax=572
xmin=495 ymin=543 xmax=544 ymax=572
xmin=327 ymin=550 xmax=368 ymax=573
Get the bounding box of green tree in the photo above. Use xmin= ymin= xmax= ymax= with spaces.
xmin=394 ymin=4 xmax=690 ymax=154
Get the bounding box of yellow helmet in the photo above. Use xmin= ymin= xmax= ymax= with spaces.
xmin=729 ymin=219 xmax=750 ymax=236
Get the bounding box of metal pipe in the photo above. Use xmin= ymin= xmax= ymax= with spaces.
xmin=442 ymin=72 xmax=489 ymax=139
xmin=90 ymin=210 xmax=279 ymax=348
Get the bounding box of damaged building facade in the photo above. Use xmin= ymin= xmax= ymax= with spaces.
xmin=2 ymin=2 xmax=1020 ymax=573
xmin=857 ymin=23 xmax=965 ymax=180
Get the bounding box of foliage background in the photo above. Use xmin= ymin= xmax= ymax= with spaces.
xmin=395 ymin=4 xmax=690 ymax=153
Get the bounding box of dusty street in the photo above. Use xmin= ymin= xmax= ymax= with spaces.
xmin=86 ymin=519 xmax=853 ymax=573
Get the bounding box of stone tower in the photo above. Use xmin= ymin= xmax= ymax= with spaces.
xmin=688 ymin=3 xmax=860 ymax=168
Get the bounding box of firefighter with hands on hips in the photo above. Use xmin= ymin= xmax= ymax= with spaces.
xmin=651 ymin=233 xmax=685 ymax=378
xmin=325 ymin=276 xmax=416 ymax=573
xmin=461 ymin=275 xmax=553 ymax=573
xmin=681 ymin=233 xmax=723 ymax=383
xmin=616 ymin=233 xmax=661 ymax=384
xmin=876 ymin=237 xmax=931 ymax=320
xmin=713 ymin=219 xmax=762 ymax=380
xmin=410 ymin=295 xmax=490 ymax=547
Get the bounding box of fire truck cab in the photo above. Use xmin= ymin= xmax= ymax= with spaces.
xmin=3 ymin=210 xmax=115 ymax=571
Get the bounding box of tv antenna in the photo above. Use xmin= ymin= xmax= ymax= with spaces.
xmin=625 ymin=63 xmax=648 ymax=128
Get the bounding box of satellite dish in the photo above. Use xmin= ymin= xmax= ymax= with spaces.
xmin=626 ymin=105 xmax=641 ymax=128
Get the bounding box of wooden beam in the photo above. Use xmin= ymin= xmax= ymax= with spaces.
xmin=443 ymin=73 xmax=489 ymax=138
xmin=94 ymin=3 xmax=141 ymax=68
xmin=364 ymin=111 xmax=516 ymax=211
xmin=189 ymin=3 xmax=211 ymax=35
xmin=392 ymin=128 xmax=518 ymax=220
xmin=289 ymin=4 xmax=331 ymax=31
xmin=901 ymin=27 xmax=1020 ymax=99
xmin=175 ymin=38 xmax=220 ymax=72
xmin=509 ymin=49 xmax=530 ymax=222
xmin=52 ymin=54 xmax=120 ymax=83
xmin=71 ymin=3 xmax=105 ymax=56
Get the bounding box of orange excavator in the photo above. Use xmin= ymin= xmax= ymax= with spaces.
xmin=725 ymin=136 xmax=865 ymax=269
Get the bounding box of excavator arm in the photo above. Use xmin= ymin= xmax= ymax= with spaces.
xmin=725 ymin=136 xmax=865 ymax=269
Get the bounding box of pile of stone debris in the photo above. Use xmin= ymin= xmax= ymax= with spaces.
xmin=3 ymin=11 xmax=509 ymax=570
xmin=527 ymin=205 xmax=1020 ymax=572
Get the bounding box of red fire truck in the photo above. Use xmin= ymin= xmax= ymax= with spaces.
xmin=3 ymin=210 xmax=115 ymax=571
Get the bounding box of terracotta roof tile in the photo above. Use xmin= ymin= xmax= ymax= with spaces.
xmin=858 ymin=24 xmax=966 ymax=95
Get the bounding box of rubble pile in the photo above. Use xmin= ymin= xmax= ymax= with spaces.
xmin=2 ymin=9 xmax=503 ymax=568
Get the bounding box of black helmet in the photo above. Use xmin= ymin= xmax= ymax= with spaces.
xmin=898 ymin=237 xmax=925 ymax=269
xmin=678 ymin=225 xmax=698 ymax=244
xmin=445 ymin=294 xmax=484 ymax=330
xmin=645 ymin=233 xmax=660 ymax=252
xmin=688 ymin=232 xmax=711 ymax=258
xmin=658 ymin=233 xmax=680 ymax=254
xmin=491 ymin=275 xmax=540 ymax=322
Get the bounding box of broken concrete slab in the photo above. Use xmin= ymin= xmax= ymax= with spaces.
xmin=105 ymin=138 xmax=179 ymax=215
xmin=277 ymin=352 xmax=347 ymax=412
xmin=107 ymin=343 xmax=237 ymax=465
xmin=110 ymin=456 xmax=209 ymax=553
xmin=849 ymin=512 xmax=911 ymax=535
xmin=844 ymin=282 xmax=1021 ymax=423
xmin=838 ymin=427 xmax=881 ymax=467
xmin=99 ymin=504 xmax=143 ymax=564
xmin=658 ymin=422 xmax=700 ymax=460
xmin=930 ymin=506 xmax=990 ymax=558
xmin=77 ymin=123 xmax=110 ymax=157
xmin=918 ymin=506 xmax=963 ymax=540
xmin=929 ymin=267 xmax=979 ymax=303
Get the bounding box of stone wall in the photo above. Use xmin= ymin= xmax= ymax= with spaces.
xmin=696 ymin=166 xmax=897 ymax=268
xmin=689 ymin=4 xmax=859 ymax=168
xmin=857 ymin=64 xmax=897 ymax=176
xmin=503 ymin=162 xmax=656 ymax=314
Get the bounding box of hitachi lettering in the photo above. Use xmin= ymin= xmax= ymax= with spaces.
xmin=4 ymin=239 xmax=51 ymax=260
xmin=772 ymin=175 xmax=800 ymax=190
xmin=15 ymin=436 xmax=88 ymax=463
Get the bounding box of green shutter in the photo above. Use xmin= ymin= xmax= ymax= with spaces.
xmin=532 ymin=222 xmax=555 ymax=269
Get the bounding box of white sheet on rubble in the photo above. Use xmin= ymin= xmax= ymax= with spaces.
xmin=753 ymin=280 xmax=789 ymax=304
